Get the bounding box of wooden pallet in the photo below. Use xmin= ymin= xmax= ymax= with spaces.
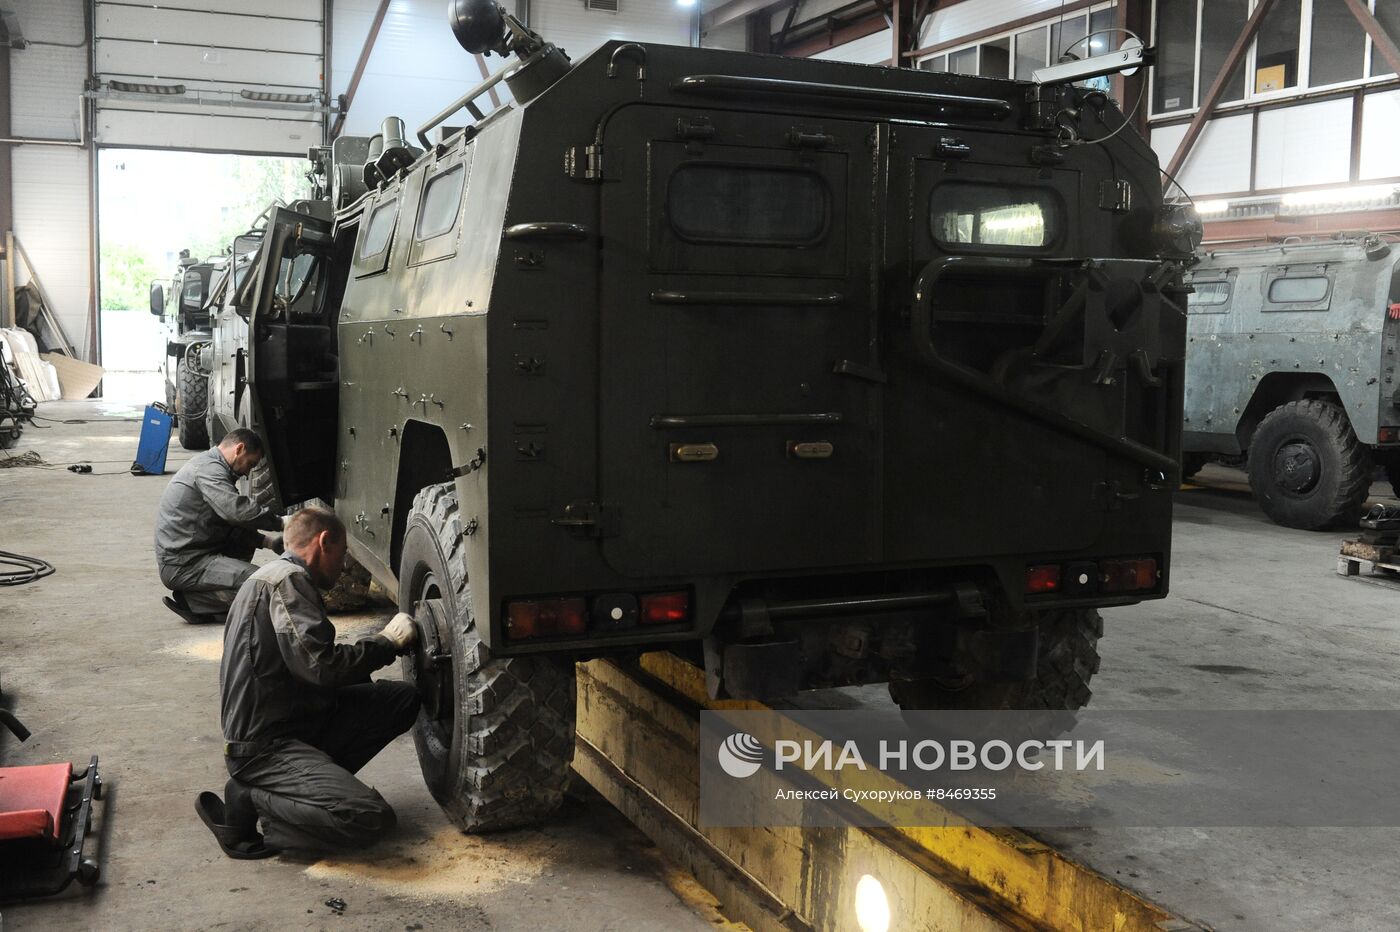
xmin=1337 ymin=553 xmax=1400 ymax=589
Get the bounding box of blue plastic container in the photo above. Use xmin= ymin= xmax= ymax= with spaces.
xmin=131 ymin=403 xmax=174 ymax=476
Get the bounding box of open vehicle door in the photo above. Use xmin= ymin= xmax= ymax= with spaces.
xmin=245 ymin=207 xmax=337 ymax=510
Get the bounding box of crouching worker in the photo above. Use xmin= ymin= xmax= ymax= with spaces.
xmin=195 ymin=508 xmax=420 ymax=858
xmin=155 ymin=427 xmax=283 ymax=624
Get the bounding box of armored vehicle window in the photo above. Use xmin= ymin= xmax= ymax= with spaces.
xmin=666 ymin=165 xmax=829 ymax=246
xmin=930 ymin=183 xmax=1057 ymax=249
xmin=416 ymin=164 xmax=466 ymax=241
xmin=355 ymin=197 xmax=398 ymax=276
xmin=182 ymin=272 xmax=204 ymax=308
xmin=1267 ymin=276 xmax=1330 ymax=305
xmin=1187 ymin=280 xmax=1231 ymax=310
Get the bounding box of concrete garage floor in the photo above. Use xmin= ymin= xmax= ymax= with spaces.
xmin=0 ymin=402 xmax=716 ymax=932
xmin=808 ymin=461 xmax=1400 ymax=932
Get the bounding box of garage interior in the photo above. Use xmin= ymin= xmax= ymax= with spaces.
xmin=5 ymin=1 xmax=1400 ymax=930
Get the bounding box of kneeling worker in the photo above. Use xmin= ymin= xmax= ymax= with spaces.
xmin=154 ymin=427 xmax=283 ymax=624
xmin=196 ymin=508 xmax=420 ymax=858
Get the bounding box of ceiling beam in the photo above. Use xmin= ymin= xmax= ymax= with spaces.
xmin=329 ymin=0 xmax=391 ymax=140
xmin=1163 ymin=0 xmax=1279 ymax=189
xmin=1339 ymin=0 xmax=1400 ymax=78
xmin=702 ymin=0 xmax=790 ymax=33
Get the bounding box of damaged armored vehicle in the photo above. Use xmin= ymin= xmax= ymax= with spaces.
xmin=1183 ymin=233 xmax=1400 ymax=529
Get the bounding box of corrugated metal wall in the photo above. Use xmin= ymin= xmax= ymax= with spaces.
xmin=8 ymin=0 xmax=93 ymax=359
xmin=92 ymin=0 xmax=325 ymax=155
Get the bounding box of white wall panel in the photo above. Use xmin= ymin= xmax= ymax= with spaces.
xmin=96 ymin=42 xmax=323 ymax=90
xmin=93 ymin=0 xmax=325 ymax=154
xmin=1360 ymin=89 xmax=1400 ymax=181
xmin=920 ymin=0 xmax=1070 ymax=48
xmin=531 ymin=0 xmax=692 ymax=60
xmin=811 ymin=28 xmax=893 ymax=65
xmin=8 ymin=0 xmax=94 ymax=359
xmin=10 ymin=45 xmax=87 ymax=139
xmin=97 ymin=7 xmax=323 ymax=52
xmin=1149 ymin=122 xmax=1188 ymax=176
xmin=332 ymin=0 xmax=692 ymax=139
xmin=1255 ymin=98 xmax=1352 ymax=191
xmin=12 ymin=148 xmax=93 ymax=357
xmin=701 ymin=18 xmax=747 ymax=51
xmin=97 ymin=109 xmax=322 ymax=154
xmin=107 ymin=0 xmax=322 ymax=17
xmin=1175 ymin=113 xmax=1253 ymax=197
xmin=331 ymin=0 xmax=496 ymax=139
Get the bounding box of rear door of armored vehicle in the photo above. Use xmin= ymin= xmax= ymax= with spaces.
xmin=598 ymin=107 xmax=881 ymax=577
xmin=883 ymin=122 xmax=1179 ymax=562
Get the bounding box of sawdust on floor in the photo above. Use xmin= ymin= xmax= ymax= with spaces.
xmin=304 ymin=826 xmax=555 ymax=900
xmin=158 ymin=635 xmax=224 ymax=662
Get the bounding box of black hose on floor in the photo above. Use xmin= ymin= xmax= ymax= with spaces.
xmin=0 ymin=550 xmax=56 ymax=586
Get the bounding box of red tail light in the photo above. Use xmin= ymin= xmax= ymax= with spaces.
xmin=1025 ymin=564 xmax=1062 ymax=594
xmin=1100 ymin=558 xmax=1158 ymax=593
xmin=505 ymin=598 xmax=587 ymax=640
xmin=640 ymin=591 xmax=689 ymax=624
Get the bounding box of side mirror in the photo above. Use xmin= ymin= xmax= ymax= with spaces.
xmin=149 ymin=281 xmax=165 ymax=317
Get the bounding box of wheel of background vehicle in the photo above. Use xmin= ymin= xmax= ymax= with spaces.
xmin=175 ymin=357 xmax=210 ymax=451
xmin=888 ymin=608 xmax=1101 ymax=711
xmin=164 ymin=374 xmax=176 ymax=411
xmin=399 ymin=481 xmax=576 ymax=832
xmin=1181 ymin=452 xmax=1209 ymax=481
xmin=1246 ymin=400 xmax=1372 ymax=530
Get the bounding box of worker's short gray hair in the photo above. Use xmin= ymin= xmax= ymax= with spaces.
xmin=219 ymin=427 xmax=264 ymax=455
xmin=284 ymin=507 xmax=346 ymax=551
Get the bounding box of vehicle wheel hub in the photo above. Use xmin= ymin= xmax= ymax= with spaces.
xmin=1274 ymin=441 xmax=1320 ymax=494
xmin=410 ymin=598 xmax=454 ymax=723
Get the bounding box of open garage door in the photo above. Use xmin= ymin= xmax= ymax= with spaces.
xmin=93 ymin=0 xmax=325 ymax=156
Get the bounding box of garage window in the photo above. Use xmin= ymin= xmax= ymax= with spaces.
xmin=931 ymin=183 xmax=1057 ymax=249
xmin=666 ymin=165 xmax=829 ymax=246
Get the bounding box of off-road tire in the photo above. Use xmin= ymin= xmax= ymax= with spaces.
xmin=889 ymin=608 xmax=1102 ymax=711
xmin=399 ymin=481 xmax=575 ymax=832
xmin=1181 ymin=452 xmax=1209 ymax=481
xmin=176 ymin=357 xmax=210 ymax=451
xmin=1247 ymin=400 xmax=1371 ymax=530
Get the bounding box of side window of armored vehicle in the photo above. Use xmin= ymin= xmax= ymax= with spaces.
xmin=1185 ymin=275 xmax=1234 ymax=314
xmin=410 ymin=155 xmax=471 ymax=266
xmin=929 ymin=182 xmax=1059 ymax=251
xmin=1263 ymin=269 xmax=1332 ymax=312
xmin=355 ymin=197 xmax=399 ymax=276
xmin=667 ymin=165 xmax=827 ymax=245
xmin=182 ymin=271 xmax=204 ymax=309
xmin=652 ymin=145 xmax=845 ymax=277
xmin=277 ymin=252 xmax=321 ymax=317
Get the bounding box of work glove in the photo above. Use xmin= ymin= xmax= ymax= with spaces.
xmin=380 ymin=612 xmax=417 ymax=653
xmin=261 ymin=531 xmax=285 ymax=555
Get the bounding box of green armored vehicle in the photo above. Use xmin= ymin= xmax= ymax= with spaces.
xmin=1183 ymin=233 xmax=1400 ymax=529
xmin=150 ymin=250 xmax=220 ymax=450
xmin=244 ymin=0 xmax=1194 ymax=831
